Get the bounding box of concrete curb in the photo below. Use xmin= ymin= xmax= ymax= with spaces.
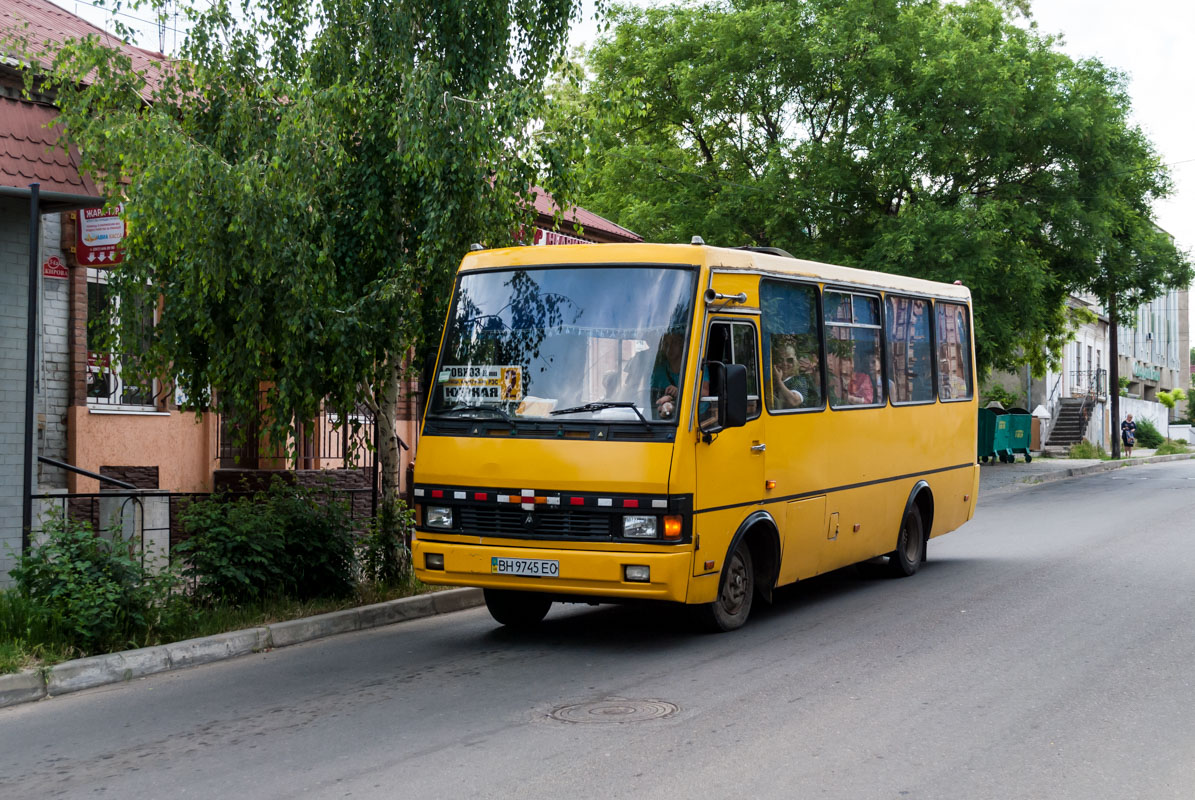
xmin=984 ymin=452 xmax=1195 ymax=495
xmin=0 ymin=587 xmax=483 ymax=710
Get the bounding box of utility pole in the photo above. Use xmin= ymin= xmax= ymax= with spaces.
xmin=1109 ymin=292 xmax=1121 ymax=459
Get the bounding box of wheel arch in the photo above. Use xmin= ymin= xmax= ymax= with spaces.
xmin=727 ymin=510 xmax=781 ymax=603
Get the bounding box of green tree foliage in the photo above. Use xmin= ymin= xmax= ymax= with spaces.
xmin=15 ymin=0 xmax=586 ymax=515
xmin=555 ymin=0 xmax=1190 ymax=375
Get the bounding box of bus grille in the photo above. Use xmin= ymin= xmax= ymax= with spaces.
xmin=457 ymin=506 xmax=613 ymax=538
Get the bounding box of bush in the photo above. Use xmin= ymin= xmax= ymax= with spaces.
xmin=1133 ymin=418 xmax=1164 ymax=448
xmin=982 ymin=383 xmax=1021 ymax=408
xmin=177 ymin=480 xmax=356 ymax=604
xmin=1154 ymin=438 xmax=1189 ymax=455
xmin=359 ymin=499 xmax=414 ymax=586
xmin=1068 ymin=440 xmax=1106 ymax=459
xmin=9 ymin=510 xmax=184 ymax=655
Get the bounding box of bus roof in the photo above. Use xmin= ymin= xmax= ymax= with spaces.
xmin=460 ymin=243 xmax=972 ymax=302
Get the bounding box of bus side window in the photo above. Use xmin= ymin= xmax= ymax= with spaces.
xmin=702 ymin=320 xmax=761 ymax=423
xmin=760 ymin=279 xmax=822 ymax=412
xmin=935 ymin=302 xmax=973 ymax=400
xmin=885 ymin=296 xmax=934 ymax=404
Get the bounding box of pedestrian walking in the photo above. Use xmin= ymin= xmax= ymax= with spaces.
xmin=1121 ymin=413 xmax=1136 ymax=458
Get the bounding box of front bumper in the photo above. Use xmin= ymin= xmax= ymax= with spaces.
xmin=413 ymin=539 xmax=694 ymax=602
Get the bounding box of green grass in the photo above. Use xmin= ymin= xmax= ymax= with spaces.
xmin=1067 ymin=440 xmax=1108 ymax=459
xmin=1154 ymin=438 xmax=1190 ymax=456
xmin=0 ymin=574 xmax=436 ymax=675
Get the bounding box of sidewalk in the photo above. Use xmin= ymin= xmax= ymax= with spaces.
xmin=978 ymin=447 xmax=1194 ymax=497
xmin=0 ymin=587 xmax=484 ymax=709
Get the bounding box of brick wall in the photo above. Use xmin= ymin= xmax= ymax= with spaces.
xmin=0 ymin=198 xmax=32 ymax=586
xmin=37 ymin=212 xmax=69 ymax=488
xmin=99 ymin=465 xmax=160 ymax=489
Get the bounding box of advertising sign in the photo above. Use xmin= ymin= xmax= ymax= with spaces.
xmin=438 ymin=365 xmax=523 ymax=404
xmin=76 ymin=205 xmax=125 ymax=265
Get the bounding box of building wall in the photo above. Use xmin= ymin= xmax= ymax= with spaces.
xmin=66 ymin=405 xmax=218 ymax=494
xmin=1117 ymin=287 xmax=1187 ymax=404
xmin=0 ymin=197 xmax=31 ymax=585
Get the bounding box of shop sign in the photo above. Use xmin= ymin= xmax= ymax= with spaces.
xmin=1132 ymin=363 xmax=1160 ymax=381
xmin=533 ymin=227 xmax=591 ymax=246
xmin=76 ymin=205 xmax=125 ymax=265
xmin=42 ymin=255 xmax=67 ymax=279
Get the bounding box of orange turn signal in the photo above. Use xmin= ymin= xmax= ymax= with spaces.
xmin=663 ymin=515 xmax=683 ymax=540
xmin=765 ymin=480 xmax=776 ymax=490
xmin=414 ymin=504 xmax=422 ymax=525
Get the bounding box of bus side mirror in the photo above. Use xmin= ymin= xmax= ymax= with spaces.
xmin=701 ymin=361 xmax=748 ymax=435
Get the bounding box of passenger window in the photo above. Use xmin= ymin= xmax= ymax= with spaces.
xmin=760 ymin=280 xmax=823 ymax=412
xmin=935 ymin=302 xmax=973 ymax=400
xmin=701 ymin=320 xmax=761 ymax=424
xmin=885 ymin=296 xmax=934 ymax=404
xmin=824 ymin=291 xmax=883 ymax=408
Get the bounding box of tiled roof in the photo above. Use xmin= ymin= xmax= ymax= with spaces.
xmin=0 ymin=0 xmax=167 ymax=199
xmin=0 ymin=0 xmax=167 ymax=98
xmin=0 ymin=94 xmax=96 ymax=194
xmin=530 ymin=186 xmax=641 ymax=242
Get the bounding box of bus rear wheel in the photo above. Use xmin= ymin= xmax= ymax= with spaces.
xmin=483 ymin=589 xmax=552 ymax=628
xmin=887 ymin=504 xmax=925 ymax=577
xmin=696 ymin=539 xmax=754 ymax=632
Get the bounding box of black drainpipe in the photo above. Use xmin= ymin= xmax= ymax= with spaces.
xmin=21 ymin=183 xmax=40 ymax=554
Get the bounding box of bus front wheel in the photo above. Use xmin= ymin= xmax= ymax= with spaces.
xmin=483 ymin=589 xmax=552 ymax=628
xmin=888 ymin=504 xmax=925 ymax=577
xmin=697 ymin=539 xmax=755 ymax=632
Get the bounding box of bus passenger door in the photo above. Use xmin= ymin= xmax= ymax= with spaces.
xmin=693 ymin=318 xmax=766 ymax=577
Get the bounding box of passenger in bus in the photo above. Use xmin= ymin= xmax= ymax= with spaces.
xmin=771 ymin=338 xmax=820 ymax=409
xmin=827 ymin=345 xmax=874 ymax=405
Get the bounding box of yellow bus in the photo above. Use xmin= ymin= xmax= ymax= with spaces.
xmin=413 ymin=242 xmax=978 ymax=631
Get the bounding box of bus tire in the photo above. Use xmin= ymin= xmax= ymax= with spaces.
xmin=696 ymin=539 xmax=754 ymax=632
xmin=483 ymin=589 xmax=552 ymax=628
xmin=888 ymin=504 xmax=925 ymax=577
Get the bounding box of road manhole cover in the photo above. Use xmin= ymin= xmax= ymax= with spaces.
xmin=549 ymin=699 xmax=679 ymax=724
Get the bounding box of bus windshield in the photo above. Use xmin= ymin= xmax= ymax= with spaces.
xmin=430 ymin=266 xmax=696 ymax=424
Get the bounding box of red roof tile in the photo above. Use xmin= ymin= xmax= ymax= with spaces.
xmin=0 ymin=94 xmax=97 ymax=195
xmin=0 ymin=0 xmax=167 ymax=97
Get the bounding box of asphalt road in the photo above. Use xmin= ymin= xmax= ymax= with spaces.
xmin=3 ymin=461 xmax=1195 ymax=800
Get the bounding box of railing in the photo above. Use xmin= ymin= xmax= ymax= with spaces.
xmin=1073 ymin=369 xmax=1107 ymax=442
xmin=217 ymin=397 xmax=376 ymax=471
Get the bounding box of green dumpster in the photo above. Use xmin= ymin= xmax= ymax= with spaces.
xmin=992 ymin=411 xmax=1013 ymax=462
xmin=1002 ymin=411 xmax=1033 ymax=463
xmin=977 ymin=408 xmax=998 ymax=463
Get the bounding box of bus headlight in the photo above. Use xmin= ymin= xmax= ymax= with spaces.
xmin=425 ymin=505 xmax=454 ymax=530
xmin=622 ymin=515 xmax=658 ymax=539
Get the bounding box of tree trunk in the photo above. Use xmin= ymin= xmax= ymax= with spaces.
xmin=375 ymin=357 xmax=403 ymax=509
xmin=1109 ymin=293 xmax=1120 ymax=459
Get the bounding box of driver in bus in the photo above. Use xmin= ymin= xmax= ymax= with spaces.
xmin=651 ymin=330 xmax=685 ymax=418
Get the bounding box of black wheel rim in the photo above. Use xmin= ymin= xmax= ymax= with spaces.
xmin=720 ymin=550 xmax=750 ymax=615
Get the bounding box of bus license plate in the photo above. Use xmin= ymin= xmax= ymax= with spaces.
xmin=491 ymin=557 xmax=559 ymax=577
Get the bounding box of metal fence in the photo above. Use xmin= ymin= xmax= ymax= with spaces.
xmin=29 ymin=486 xmax=377 ymax=567
xmin=217 ymin=400 xmax=376 ymax=471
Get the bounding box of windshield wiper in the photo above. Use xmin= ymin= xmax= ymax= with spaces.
xmin=428 ymin=405 xmax=514 ymax=423
xmin=550 ymin=401 xmax=653 ymax=429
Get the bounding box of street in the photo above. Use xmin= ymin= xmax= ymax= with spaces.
xmin=3 ymin=461 xmax=1194 ymax=799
